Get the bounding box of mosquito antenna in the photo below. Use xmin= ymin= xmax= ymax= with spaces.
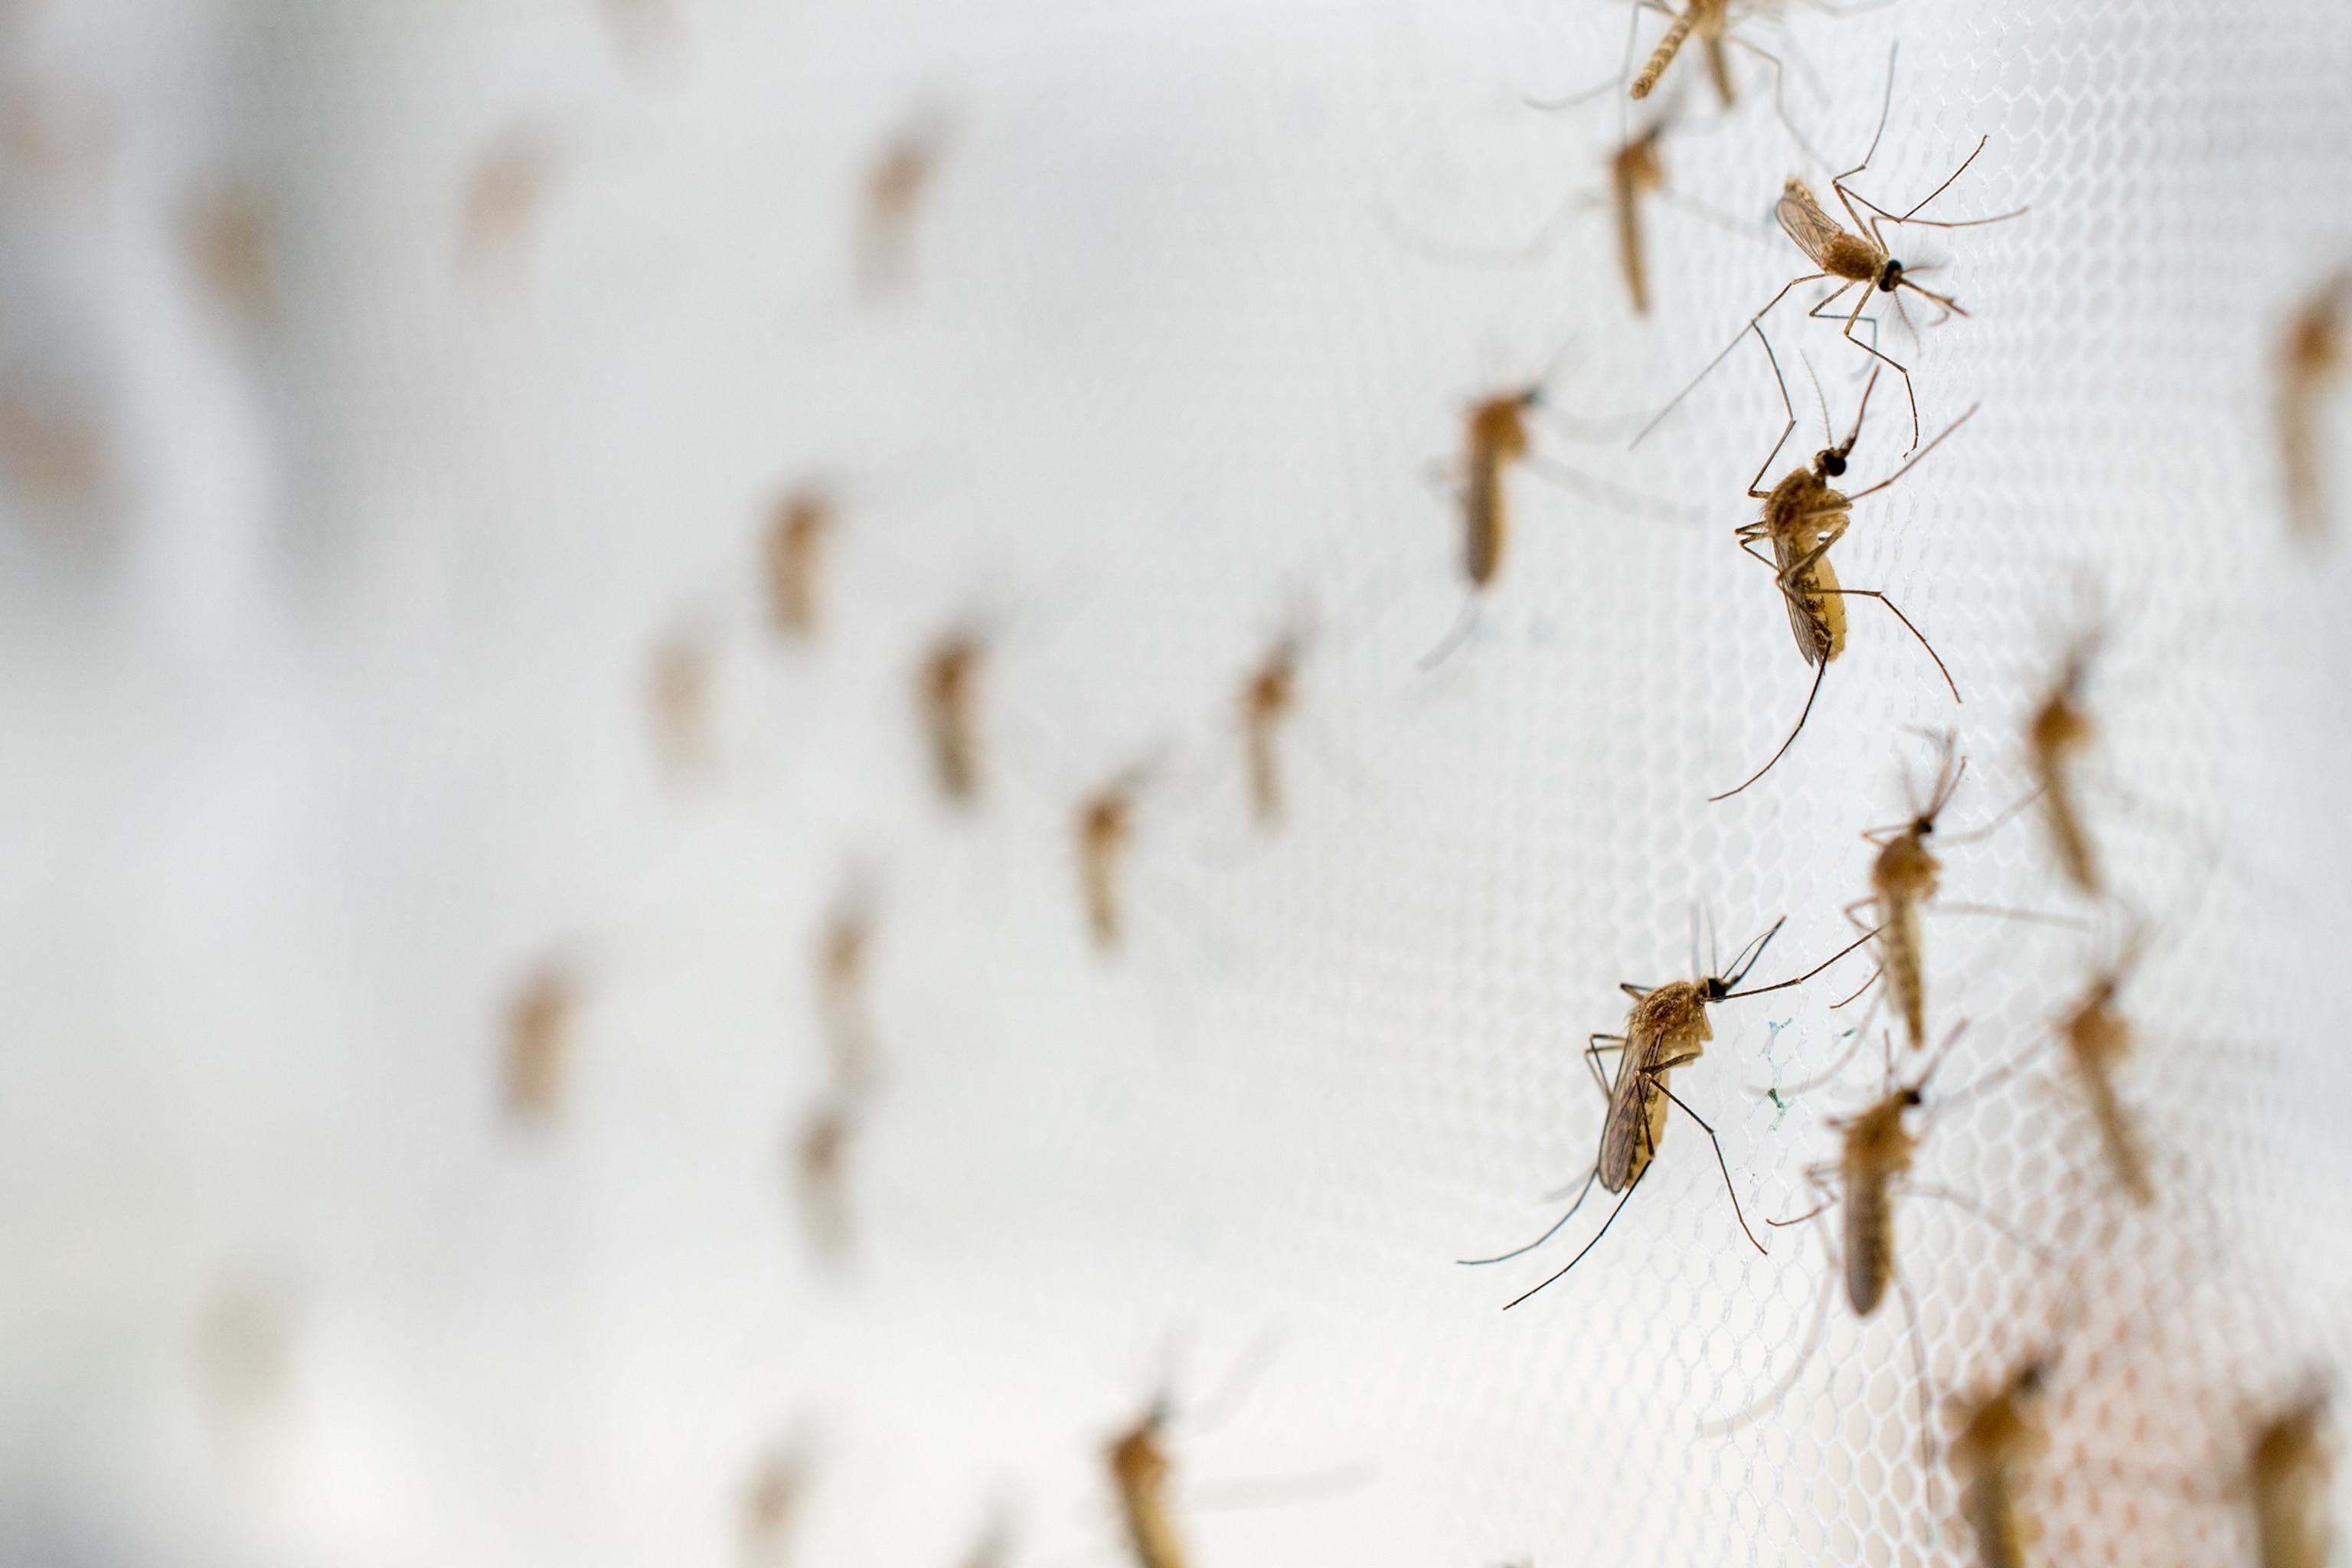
xmin=1501 ymin=1178 xmax=1643 ymax=1308
xmin=1720 ymin=916 xmax=1787 ymax=988
xmin=1458 ymin=1168 xmax=1601 ymax=1266
xmin=1709 ymin=660 xmax=1827 ymax=802
xmin=1724 ymin=924 xmax=1880 ymax=1000
xmin=1802 ymin=352 xmax=1832 ymax=446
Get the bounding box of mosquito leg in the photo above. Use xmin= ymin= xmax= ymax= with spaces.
xmin=1726 ymin=35 xmax=1831 ymax=172
xmin=1502 ymin=1174 xmax=1645 ymax=1308
xmin=1709 ymin=659 xmax=1828 ymax=802
xmin=1903 ymin=1181 xmax=2053 ymax=1265
xmin=1586 ymin=1032 xmax=1628 ymax=1099
xmin=1459 ymin=1165 xmax=1603 ymax=1266
xmin=1817 ymin=588 xmax=1958 ymax=701
xmin=1658 ymin=1083 xmax=1766 ymax=1255
xmin=1836 ymin=293 xmax=1922 ymax=451
xmin=1634 ymin=274 xmax=1836 ymax=449
xmin=1746 ymin=322 xmax=1801 ymax=496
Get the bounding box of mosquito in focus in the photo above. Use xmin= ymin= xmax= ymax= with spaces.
xmin=1462 ymin=916 xmax=1878 ymax=1307
xmin=2249 ymin=1389 xmax=2334 ymax=1568
xmin=917 ymin=622 xmax=987 ymax=805
xmin=1640 ymin=51 xmax=2024 ymax=456
xmin=1710 ymin=351 xmax=1966 ymax=800
xmin=766 ymin=486 xmax=835 ymax=642
xmin=2278 ymin=273 xmax=2350 ymax=542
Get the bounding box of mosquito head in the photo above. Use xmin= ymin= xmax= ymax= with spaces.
xmin=1900 ymin=1086 xmax=1924 ymax=1111
xmin=1816 ymin=448 xmax=1848 ymax=479
xmin=1877 ymin=258 xmax=1904 ymax=293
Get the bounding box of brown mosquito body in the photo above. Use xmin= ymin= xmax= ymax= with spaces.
xmin=651 ymin=626 xmax=717 ymax=782
xmin=766 ymin=488 xmax=835 ymax=640
xmin=1639 ymin=56 xmax=2023 ymax=458
xmin=1843 ymin=736 xmax=1964 ymax=1051
xmin=2250 ymin=1392 xmax=2333 ymax=1568
xmin=740 ymin=1440 xmax=810 ymax=1568
xmin=184 ymin=181 xmax=274 ymax=325
xmin=861 ymin=116 xmax=946 ymax=296
xmin=1712 ymin=357 xmax=1966 ymax=800
xmin=1107 ymin=1400 xmax=1186 ymax=1568
xmin=1631 ymin=0 xmax=1740 ymax=106
xmin=2058 ymin=948 xmax=2152 ymax=1207
xmin=505 ymin=960 xmax=575 ymax=1124
xmin=2027 ymin=635 xmax=2101 ymax=897
xmin=1463 ymin=918 xmax=1877 ymax=1307
xmin=1949 ymin=1356 xmax=2049 ymax=1568
xmin=457 ymin=130 xmax=553 ymax=276
xmin=1240 ymin=628 xmax=1302 ymax=827
xmin=1611 ymin=123 xmax=1668 ymax=315
xmin=918 ymin=626 xmax=986 ymax=805
xmin=795 ymin=1096 xmax=857 ymax=1260
xmin=1459 ymin=388 xmax=1535 ymax=591
xmin=818 ymin=895 xmax=880 ymax=1096
xmin=1078 ymin=764 xmax=1152 ymax=952
xmin=2279 ymin=273 xmax=2349 ymax=541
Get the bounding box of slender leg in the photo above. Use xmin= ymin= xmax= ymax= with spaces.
xmin=1709 ymin=660 xmax=1828 ymax=802
xmin=1503 ymin=1174 xmax=1645 ymax=1309
xmin=1658 ymin=1083 xmax=1766 ymax=1255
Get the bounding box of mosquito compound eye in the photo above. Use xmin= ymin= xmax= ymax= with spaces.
xmin=1878 ymin=261 xmax=1903 ymax=292
xmin=1820 ymin=452 xmax=1847 ymax=477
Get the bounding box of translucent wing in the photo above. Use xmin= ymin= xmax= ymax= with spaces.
xmin=1775 ymin=178 xmax=1846 ymax=268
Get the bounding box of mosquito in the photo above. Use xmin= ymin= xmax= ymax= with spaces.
xmin=1078 ymin=760 xmax=1155 ymax=953
xmin=860 ymin=111 xmax=949 ymax=297
xmin=1240 ymin=622 xmax=1305 ymax=828
xmin=1949 ymin=1351 xmax=2052 ymax=1568
xmin=2027 ymin=627 xmax=2102 ymax=897
xmin=2278 ymin=272 xmax=2349 ymax=542
xmin=1424 ymin=369 xmax=1687 ymax=668
xmin=456 ymin=128 xmax=554 ymax=277
xmin=1108 ymin=1396 xmax=1187 ymax=1568
xmin=2056 ymin=936 xmax=2154 ymax=1207
xmin=917 ymin=623 xmax=987 ymax=805
xmin=817 ymin=886 xmax=881 ymax=1097
xmin=793 ymin=1095 xmax=858 ymax=1262
xmin=505 ymin=957 xmax=575 ymax=1125
xmin=1710 ymin=350 xmax=1967 ymax=800
xmin=740 ymin=1438 xmax=812 ymax=1568
xmin=650 ymin=623 xmax=717 ymax=783
xmin=1841 ymin=731 xmax=1970 ymax=1051
xmin=1639 ymin=48 xmax=2025 ymax=456
xmin=1462 ymin=916 xmax=1878 ymax=1307
xmin=766 ymin=487 xmax=835 ymax=641
xmin=2250 ymin=1389 xmax=2334 ymax=1568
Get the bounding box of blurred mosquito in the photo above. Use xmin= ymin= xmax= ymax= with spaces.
xmin=2278 ymin=272 xmax=2350 ymax=542
xmin=1708 ymin=1022 xmax=2048 ymax=1444
xmin=1423 ymin=359 xmax=1688 ymax=669
xmin=1078 ymin=758 xmax=1163 ymax=953
xmin=1240 ymin=619 xmax=1305 ymax=829
xmin=2056 ymin=933 xmax=2154 ymax=1207
xmin=817 ymin=881 xmax=882 ymax=1097
xmin=861 ymin=109 xmax=949 ymax=297
xmin=793 ymin=1094 xmax=858 ymax=1262
xmin=1710 ymin=348 xmax=1967 ymax=799
xmin=504 ymin=956 xmax=577 ymax=1125
xmin=766 ymin=486 xmax=835 ymax=642
xmin=1639 ymin=47 xmax=2025 ymax=455
xmin=456 ymin=128 xmax=554 ymax=278
xmin=1462 ymin=916 xmax=1877 ymax=1307
xmin=917 ymin=622 xmax=988 ymax=805
xmin=2249 ymin=1387 xmax=2334 ymax=1568
xmin=1949 ymin=1351 xmax=2052 ymax=1568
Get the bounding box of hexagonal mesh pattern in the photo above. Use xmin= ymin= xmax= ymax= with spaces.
xmin=2 ymin=1 xmax=2350 ymax=1566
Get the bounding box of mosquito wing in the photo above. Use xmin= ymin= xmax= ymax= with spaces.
xmin=1775 ymin=178 xmax=1846 ymax=269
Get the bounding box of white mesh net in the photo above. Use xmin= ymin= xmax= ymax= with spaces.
xmin=4 ymin=1 xmax=2351 ymax=1566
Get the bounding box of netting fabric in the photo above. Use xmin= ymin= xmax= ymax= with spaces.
xmin=2 ymin=1 xmax=2350 ymax=1566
